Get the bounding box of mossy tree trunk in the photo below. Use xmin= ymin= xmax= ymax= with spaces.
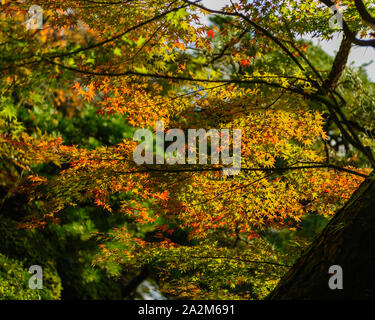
xmin=268 ymin=178 xmax=375 ymax=299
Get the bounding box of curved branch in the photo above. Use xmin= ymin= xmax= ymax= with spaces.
xmin=42 ymin=57 xmax=305 ymax=93
xmin=320 ymin=0 xmax=375 ymax=47
xmin=111 ymin=164 xmax=370 ymax=178
xmin=183 ymin=0 xmax=306 ymax=72
xmin=47 ymin=2 xmax=187 ymax=59
xmin=354 ymin=0 xmax=375 ymax=30
xmin=189 ymin=255 xmax=292 ymax=268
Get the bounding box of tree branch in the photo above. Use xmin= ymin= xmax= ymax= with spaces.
xmin=320 ymin=0 xmax=375 ymax=47
xmin=183 ymin=0 xmax=306 ymax=72
xmin=110 ymin=164 xmax=369 ymax=178
xmin=354 ymin=0 xmax=375 ymax=30
xmin=324 ymin=35 xmax=352 ymax=90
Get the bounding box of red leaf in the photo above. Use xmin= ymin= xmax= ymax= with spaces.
xmin=207 ymin=29 xmax=215 ymax=38
xmin=240 ymin=59 xmax=250 ymax=66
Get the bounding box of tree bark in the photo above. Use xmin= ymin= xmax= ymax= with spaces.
xmin=268 ymin=178 xmax=375 ymax=299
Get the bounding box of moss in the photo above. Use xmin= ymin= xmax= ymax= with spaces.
xmin=0 ymin=253 xmax=58 ymax=300
xmin=0 ymin=219 xmax=62 ymax=299
xmin=0 ymin=213 xmax=123 ymax=300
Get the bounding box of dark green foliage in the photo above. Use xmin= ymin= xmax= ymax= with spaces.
xmin=0 ymin=253 xmax=57 ymax=300
xmin=265 ymin=214 xmax=329 ymax=265
xmin=0 ymin=84 xmax=134 ymax=299
xmin=0 ymin=253 xmax=43 ymax=300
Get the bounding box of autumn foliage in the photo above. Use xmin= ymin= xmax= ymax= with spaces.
xmin=1 ymin=0 xmax=375 ymax=299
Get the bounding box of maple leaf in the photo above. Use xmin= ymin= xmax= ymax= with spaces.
xmin=207 ymin=29 xmax=215 ymax=38
xmin=175 ymin=41 xmax=185 ymax=50
xmin=72 ymin=82 xmax=80 ymax=90
xmin=77 ymin=88 xmax=86 ymax=97
xmin=240 ymin=59 xmax=250 ymax=66
xmin=85 ymin=83 xmax=96 ymax=101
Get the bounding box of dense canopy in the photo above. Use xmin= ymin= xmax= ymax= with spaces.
xmin=1 ymin=0 xmax=375 ymax=300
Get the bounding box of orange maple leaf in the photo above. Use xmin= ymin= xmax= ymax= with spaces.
xmin=240 ymin=59 xmax=250 ymax=66
xmin=72 ymin=82 xmax=80 ymax=90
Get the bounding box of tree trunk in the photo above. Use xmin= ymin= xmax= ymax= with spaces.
xmin=268 ymin=178 xmax=375 ymax=299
